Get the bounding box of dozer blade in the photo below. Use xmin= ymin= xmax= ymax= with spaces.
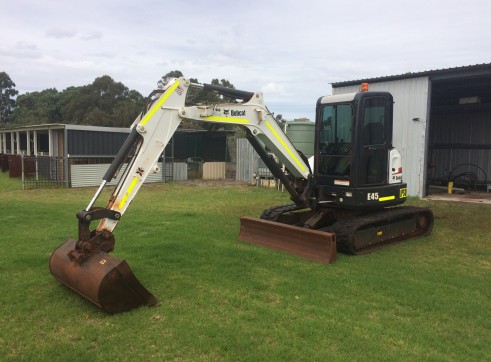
xmin=238 ymin=216 xmax=336 ymax=263
xmin=49 ymin=238 xmax=158 ymax=313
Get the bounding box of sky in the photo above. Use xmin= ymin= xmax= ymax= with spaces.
xmin=1 ymin=0 xmax=490 ymax=121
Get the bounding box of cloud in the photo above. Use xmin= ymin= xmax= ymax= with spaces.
xmin=0 ymin=42 xmax=42 ymax=60
xmin=17 ymin=42 xmax=38 ymax=51
xmin=46 ymin=28 xmax=77 ymax=39
xmin=80 ymin=31 xmax=103 ymax=41
xmin=261 ymin=82 xmax=287 ymax=95
xmin=1 ymin=0 xmax=490 ymax=121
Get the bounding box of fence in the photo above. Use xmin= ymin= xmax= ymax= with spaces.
xmin=69 ymin=156 xmax=165 ymax=188
xmin=1 ymin=151 xmax=265 ymax=189
xmin=21 ymin=156 xmax=66 ymax=189
xmin=235 ymin=138 xmax=275 ymax=184
xmin=5 ymin=155 xmax=227 ymax=189
xmin=14 ymin=155 xmax=169 ymax=189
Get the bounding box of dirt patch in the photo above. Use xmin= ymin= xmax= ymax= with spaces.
xmin=426 ymin=191 xmax=491 ymax=204
xmin=175 ymin=179 xmax=252 ymax=189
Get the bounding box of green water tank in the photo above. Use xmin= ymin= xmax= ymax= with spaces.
xmin=284 ymin=118 xmax=315 ymax=158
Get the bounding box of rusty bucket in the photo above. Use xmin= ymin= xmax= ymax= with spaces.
xmin=49 ymin=238 xmax=158 ymax=313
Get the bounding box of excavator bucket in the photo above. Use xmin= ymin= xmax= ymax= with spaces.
xmin=238 ymin=216 xmax=337 ymax=263
xmin=49 ymin=238 xmax=158 ymax=313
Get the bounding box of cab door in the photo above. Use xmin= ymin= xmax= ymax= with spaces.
xmin=357 ymin=94 xmax=393 ymax=187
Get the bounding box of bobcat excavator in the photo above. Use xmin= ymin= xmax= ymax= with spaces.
xmin=49 ymin=77 xmax=434 ymax=313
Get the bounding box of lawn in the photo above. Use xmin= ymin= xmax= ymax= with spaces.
xmin=0 ymin=172 xmax=489 ymax=361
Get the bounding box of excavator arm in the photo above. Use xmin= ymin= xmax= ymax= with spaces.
xmin=49 ymin=77 xmax=333 ymax=313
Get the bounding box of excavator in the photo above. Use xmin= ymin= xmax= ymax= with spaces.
xmin=49 ymin=77 xmax=434 ymax=313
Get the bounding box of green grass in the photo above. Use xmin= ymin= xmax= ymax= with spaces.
xmin=0 ymin=173 xmax=489 ymax=361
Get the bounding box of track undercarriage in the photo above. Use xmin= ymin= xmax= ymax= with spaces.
xmin=239 ymin=204 xmax=434 ymax=262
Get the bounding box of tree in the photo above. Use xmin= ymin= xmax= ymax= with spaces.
xmin=157 ymin=70 xmax=183 ymax=89
xmin=12 ymin=76 xmax=145 ymax=127
xmin=0 ymin=71 xmax=19 ymax=124
xmin=12 ymin=88 xmax=61 ymax=125
xmin=60 ymin=76 xmax=145 ymax=127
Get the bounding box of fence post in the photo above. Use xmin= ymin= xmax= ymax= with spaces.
xmin=21 ymin=153 xmax=25 ymax=191
xmin=161 ymin=148 xmax=167 ymax=183
xmin=65 ymin=154 xmax=70 ymax=188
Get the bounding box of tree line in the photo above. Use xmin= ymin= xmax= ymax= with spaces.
xmin=0 ymin=70 xmax=236 ymax=129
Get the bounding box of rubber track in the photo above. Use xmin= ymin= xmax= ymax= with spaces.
xmin=260 ymin=204 xmax=299 ymax=221
xmin=323 ymin=206 xmax=434 ymax=255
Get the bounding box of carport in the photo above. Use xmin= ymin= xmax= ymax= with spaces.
xmin=428 ymin=65 xmax=491 ymax=193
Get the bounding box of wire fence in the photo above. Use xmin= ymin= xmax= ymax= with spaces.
xmin=19 ymin=156 xmax=141 ymax=189
xmin=14 ymin=155 xmax=176 ymax=189
xmin=1 ymin=155 xmax=117 ymax=190
xmin=0 ymin=153 xmax=252 ymax=190
xmin=21 ymin=156 xmax=67 ymax=189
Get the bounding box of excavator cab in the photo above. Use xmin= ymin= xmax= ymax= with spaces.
xmin=313 ymin=91 xmax=406 ymax=209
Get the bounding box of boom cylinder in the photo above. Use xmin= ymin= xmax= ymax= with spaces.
xmin=103 ymin=129 xmax=141 ymax=182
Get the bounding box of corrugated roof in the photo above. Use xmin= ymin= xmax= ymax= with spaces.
xmin=332 ymin=63 xmax=491 ymax=88
xmin=0 ymin=123 xmax=130 ymax=133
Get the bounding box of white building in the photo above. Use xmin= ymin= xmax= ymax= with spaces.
xmin=332 ymin=63 xmax=491 ymax=197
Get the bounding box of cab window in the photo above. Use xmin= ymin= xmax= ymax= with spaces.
xmin=318 ymin=104 xmax=352 ymax=176
xmin=362 ymin=97 xmax=386 ymax=145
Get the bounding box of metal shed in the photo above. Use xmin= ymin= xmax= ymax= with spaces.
xmin=0 ymin=123 xmax=129 ymax=157
xmin=332 ymin=63 xmax=491 ymax=197
xmin=0 ymin=124 xmax=236 ymax=187
xmin=0 ymin=124 xmax=133 ymax=187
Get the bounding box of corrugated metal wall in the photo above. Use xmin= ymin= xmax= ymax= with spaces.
xmin=71 ymin=162 xmax=163 ymax=188
xmin=173 ymin=132 xmax=229 ymax=162
xmin=70 ymin=161 xmax=192 ymax=187
xmin=172 ymin=162 xmax=188 ymax=181
xmin=236 ymin=138 xmax=259 ymax=183
xmin=203 ymin=162 xmax=226 ymax=179
xmin=67 ymin=130 xmax=129 ymax=156
xmin=71 ymin=163 xmax=122 ymax=187
xmin=333 ymin=77 xmax=430 ymax=197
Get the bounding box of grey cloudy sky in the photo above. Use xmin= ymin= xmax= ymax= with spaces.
xmin=1 ymin=0 xmax=490 ymax=120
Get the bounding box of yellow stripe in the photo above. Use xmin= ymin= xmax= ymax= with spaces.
xmin=118 ymin=176 xmax=139 ymax=209
xmin=140 ymin=80 xmax=181 ymax=126
xmin=379 ymin=196 xmax=395 ymax=202
xmin=204 ymin=116 xmax=249 ymax=124
xmin=265 ymin=121 xmax=305 ymax=172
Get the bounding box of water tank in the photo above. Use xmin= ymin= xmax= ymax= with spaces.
xmin=283 ymin=118 xmax=315 ymax=158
